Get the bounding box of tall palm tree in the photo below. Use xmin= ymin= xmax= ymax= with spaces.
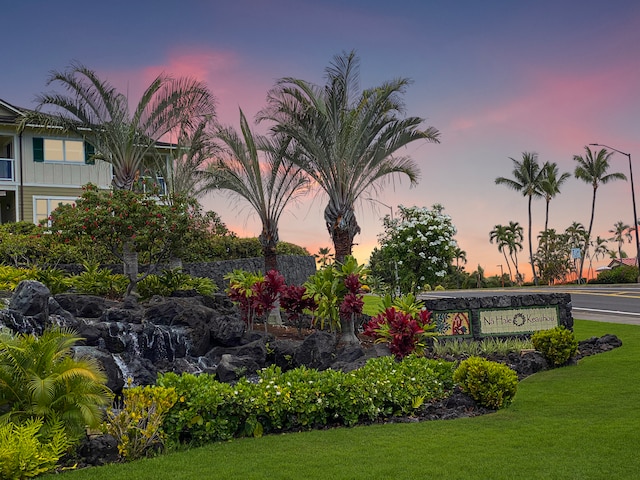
xmin=489 ymin=224 xmax=514 ymax=284
xmin=258 ymin=51 xmax=440 ymax=263
xmin=506 ymin=221 xmax=524 ymax=284
xmin=539 ymin=162 xmax=571 ymax=233
xmin=495 ymin=152 xmax=545 ymax=285
xmin=573 ymin=146 xmax=627 ymax=282
xmin=201 ymin=109 xmax=310 ymax=272
xmin=21 ymin=62 xmax=216 ymax=191
xmin=608 ymin=221 xmax=632 ymax=260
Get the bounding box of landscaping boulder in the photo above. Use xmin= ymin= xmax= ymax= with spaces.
xmin=10 ymin=280 xmax=50 ymax=320
xmin=216 ymin=354 xmax=260 ymax=383
xmin=294 ymin=331 xmax=337 ymax=370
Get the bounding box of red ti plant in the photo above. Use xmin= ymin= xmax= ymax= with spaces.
xmin=251 ymin=270 xmax=287 ymax=332
xmin=280 ymin=284 xmax=318 ymax=335
xmin=338 ymin=273 xmax=365 ymax=345
xmin=363 ymin=307 xmax=436 ymax=359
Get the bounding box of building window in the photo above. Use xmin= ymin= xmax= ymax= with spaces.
xmin=33 ymin=137 xmax=94 ymax=164
xmin=34 ymin=197 xmax=75 ymax=225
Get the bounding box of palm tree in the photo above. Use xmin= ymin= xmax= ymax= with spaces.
xmin=573 ymin=146 xmax=627 ymax=282
xmin=22 ymin=62 xmax=216 ymax=191
xmin=452 ymin=246 xmax=467 ymax=288
xmin=539 ymin=162 xmax=571 ymax=233
xmin=495 ymin=152 xmax=545 ymax=285
xmin=0 ymin=327 xmax=112 ymax=439
xmin=163 ymin=117 xmax=220 ymax=200
xmin=258 ymin=51 xmax=440 ymax=263
xmin=505 ymin=221 xmax=524 ymax=284
xmin=201 ymin=109 xmax=310 ymax=272
xmin=489 ymin=224 xmax=514 ymax=284
xmin=21 ymin=63 xmax=216 ymax=289
xmin=608 ymin=221 xmax=632 ymax=260
xmin=314 ymin=247 xmax=334 ymax=267
xmin=589 ymin=235 xmax=609 ymax=278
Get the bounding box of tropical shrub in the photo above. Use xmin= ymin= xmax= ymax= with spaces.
xmin=590 ymin=265 xmax=638 ymax=284
xmin=363 ymin=294 xmax=437 ymax=359
xmin=453 ymin=356 xmax=518 ymax=409
xmin=225 ymin=270 xmax=285 ymax=331
xmin=280 ymin=284 xmax=318 ymax=334
xmin=136 ymin=269 xmax=217 ymax=300
xmin=0 ymin=327 xmax=113 ymax=439
xmin=103 ymin=385 xmax=178 ymax=460
xmin=531 ymin=326 xmax=578 ymax=366
xmin=70 ymin=262 xmax=128 ymax=298
xmin=0 ymin=418 xmax=73 ymax=480
xmin=35 ymin=267 xmax=72 ymax=295
xmin=158 ymin=356 xmax=455 ymax=447
xmin=369 ymin=204 xmax=459 ymax=295
xmin=304 ymin=256 xmax=368 ymax=334
xmin=0 ymin=265 xmax=37 ymax=291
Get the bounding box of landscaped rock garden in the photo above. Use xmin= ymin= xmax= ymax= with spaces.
xmin=0 ymin=280 xmax=623 ymax=469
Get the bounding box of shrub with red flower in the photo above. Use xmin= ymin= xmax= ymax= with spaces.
xmin=363 ymin=307 xmax=436 ymax=359
xmin=280 ymin=285 xmax=318 ymax=334
xmin=251 ymin=270 xmax=286 ymax=320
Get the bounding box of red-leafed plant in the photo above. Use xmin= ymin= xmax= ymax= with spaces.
xmin=363 ymin=307 xmax=436 ymax=359
xmin=280 ymin=284 xmax=318 ymax=334
xmin=252 ymin=270 xmax=287 ymax=332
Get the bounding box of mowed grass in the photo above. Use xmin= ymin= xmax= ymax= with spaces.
xmin=47 ymin=320 xmax=640 ymax=480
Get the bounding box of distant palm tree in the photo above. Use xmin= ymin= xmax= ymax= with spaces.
xmin=539 ymin=162 xmax=572 ymax=233
xmin=608 ymin=221 xmax=632 ymax=260
xmin=573 ymin=146 xmax=627 ymax=282
xmin=201 ymin=109 xmax=310 ymax=272
xmin=452 ymin=246 xmax=467 ymax=288
xmin=258 ymin=51 xmax=440 ymax=263
xmin=495 ymin=152 xmax=545 ymax=285
xmin=489 ymin=224 xmax=514 ymax=284
xmin=588 ymin=235 xmax=610 ymax=279
xmin=506 ymin=221 xmax=524 ymax=284
xmin=314 ymin=247 xmax=334 ymax=267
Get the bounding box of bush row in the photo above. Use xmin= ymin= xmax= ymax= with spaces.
xmin=156 ymin=356 xmax=457 ymax=447
xmin=0 ymin=264 xmax=216 ymax=300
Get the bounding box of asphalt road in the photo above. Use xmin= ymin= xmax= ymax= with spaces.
xmin=420 ymin=285 xmax=640 ymax=325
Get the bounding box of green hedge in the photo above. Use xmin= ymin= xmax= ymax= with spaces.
xmin=157 ymin=356 xmax=456 ymax=447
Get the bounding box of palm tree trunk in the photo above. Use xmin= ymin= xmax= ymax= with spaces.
xmin=332 ymin=226 xmax=354 ymax=264
xmin=502 ymin=250 xmax=514 ymax=285
xmin=579 ymin=188 xmax=598 ymax=282
xmin=528 ymin=196 xmax=538 ymax=285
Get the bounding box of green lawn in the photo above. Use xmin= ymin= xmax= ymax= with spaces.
xmin=48 ymin=320 xmax=640 ymax=480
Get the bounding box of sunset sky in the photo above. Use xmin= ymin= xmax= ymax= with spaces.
xmin=4 ymin=0 xmax=640 ymax=279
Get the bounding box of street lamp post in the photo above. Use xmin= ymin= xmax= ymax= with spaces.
xmin=590 ymin=143 xmax=640 ymax=283
xmin=497 ymin=264 xmax=504 ymax=287
xmin=366 ymin=198 xmax=400 ymax=296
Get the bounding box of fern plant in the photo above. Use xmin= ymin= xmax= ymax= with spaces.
xmin=0 ymin=418 xmax=73 ymax=479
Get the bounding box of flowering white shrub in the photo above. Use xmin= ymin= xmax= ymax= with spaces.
xmin=369 ymin=204 xmax=458 ymax=294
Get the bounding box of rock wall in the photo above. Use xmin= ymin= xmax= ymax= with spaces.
xmin=57 ymin=255 xmax=317 ymax=288
xmin=183 ymin=255 xmax=316 ymax=289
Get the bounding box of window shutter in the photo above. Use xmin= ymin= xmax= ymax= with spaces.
xmin=33 ymin=137 xmax=44 ymax=162
xmin=84 ymin=142 xmax=95 ymax=165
